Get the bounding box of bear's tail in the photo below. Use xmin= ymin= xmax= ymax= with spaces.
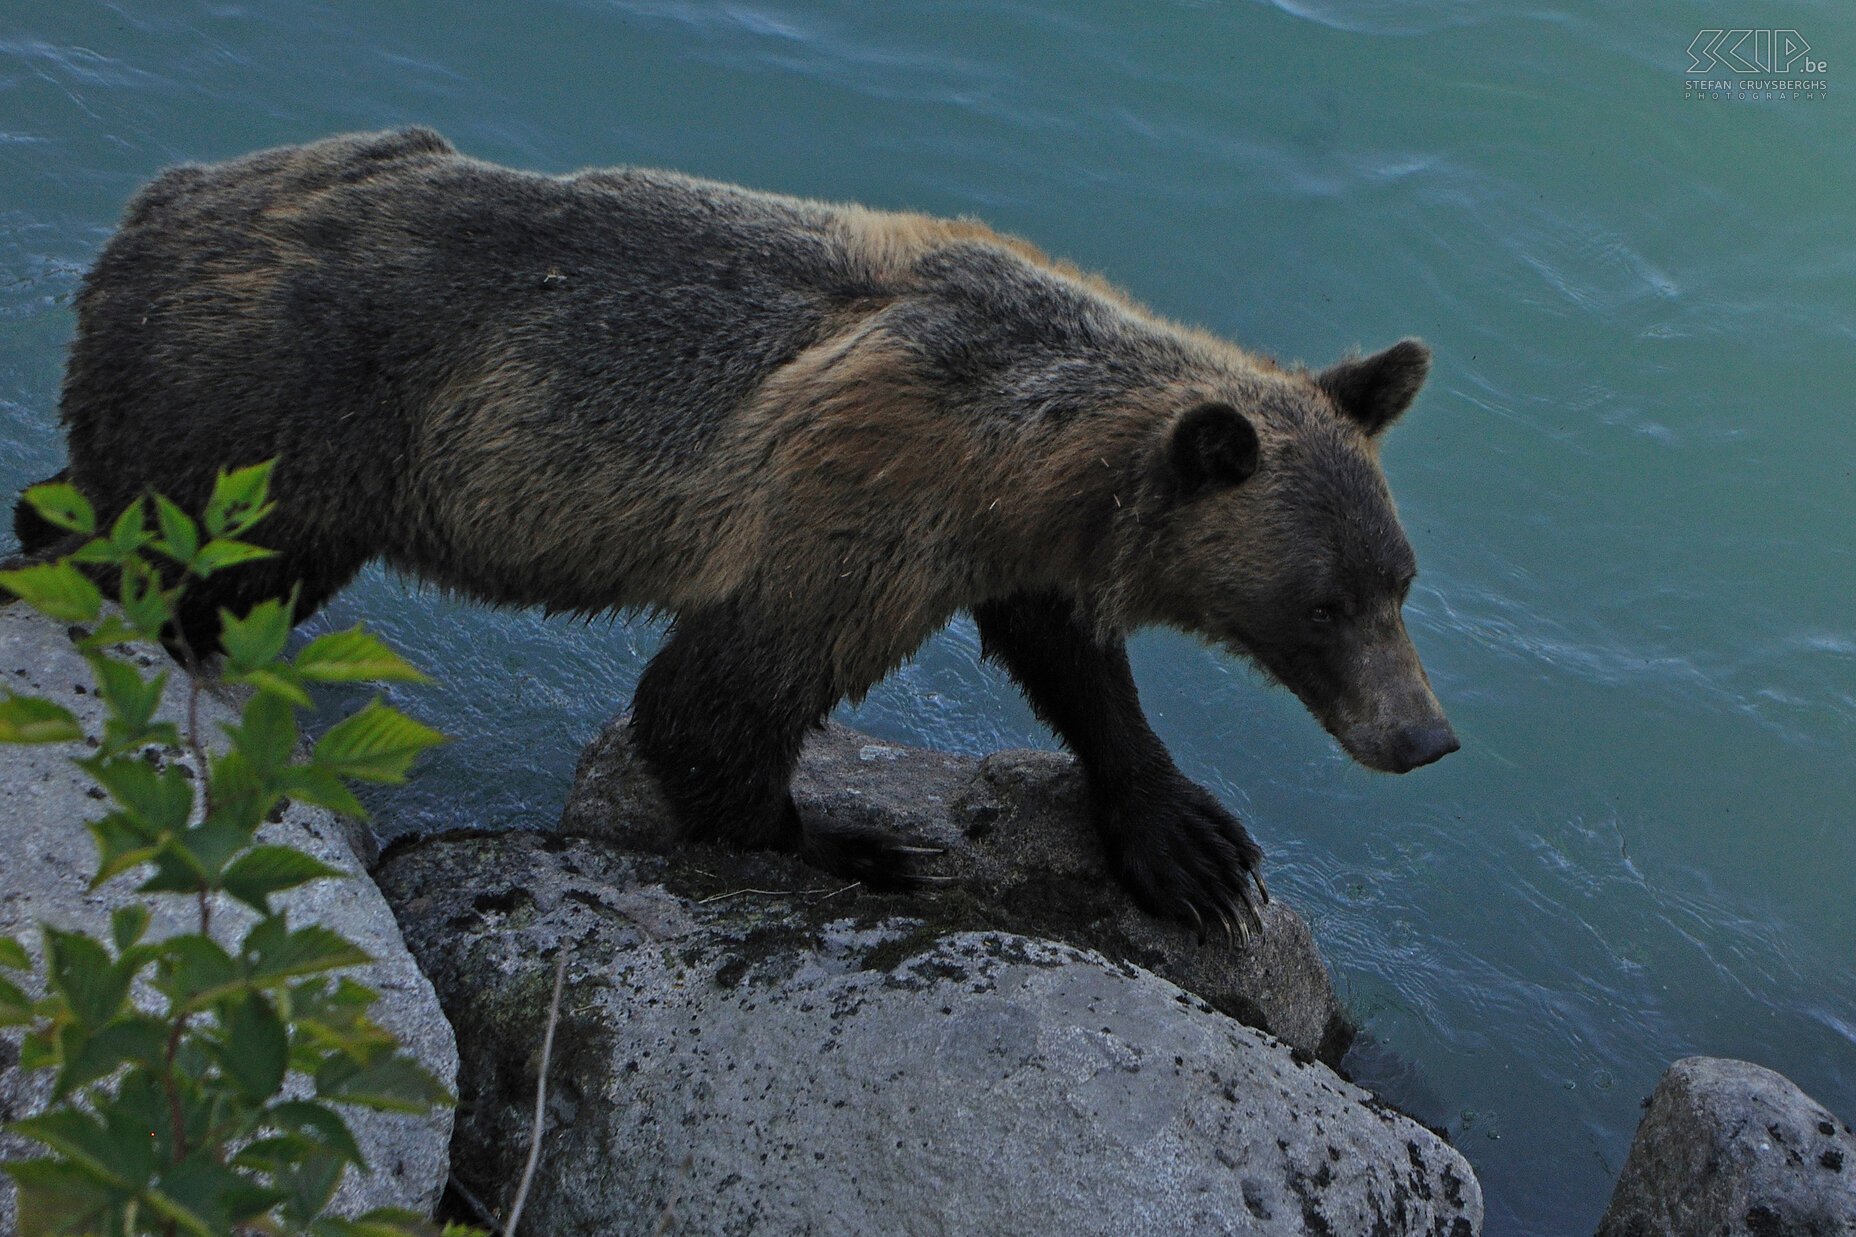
xmin=12 ymin=468 xmax=75 ymax=559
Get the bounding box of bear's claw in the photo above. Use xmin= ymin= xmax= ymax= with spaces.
xmin=1100 ymin=770 xmax=1267 ymax=945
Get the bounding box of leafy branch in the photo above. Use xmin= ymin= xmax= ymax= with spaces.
xmin=0 ymin=465 xmax=478 ymax=1237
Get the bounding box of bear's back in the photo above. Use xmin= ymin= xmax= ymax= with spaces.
xmin=57 ymin=130 xmax=1273 ymax=624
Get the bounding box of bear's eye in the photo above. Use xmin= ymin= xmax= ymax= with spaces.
xmin=1307 ymin=605 xmax=1336 ymax=627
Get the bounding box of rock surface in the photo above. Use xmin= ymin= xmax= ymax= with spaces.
xmin=1597 ymin=1056 xmax=1856 ymax=1237
xmin=564 ymin=720 xmax=1351 ymax=1063
xmin=381 ymin=830 xmax=1480 ymax=1236
xmin=0 ymin=604 xmax=458 ymax=1226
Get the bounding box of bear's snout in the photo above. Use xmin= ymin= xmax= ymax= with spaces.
xmin=1337 ymin=715 xmax=1459 ymax=775
xmin=1385 ymin=718 xmax=1459 ymax=773
xmin=1310 ymin=624 xmax=1457 ymax=775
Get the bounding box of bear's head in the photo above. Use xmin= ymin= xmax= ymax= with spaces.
xmin=1131 ymin=338 xmax=1457 ymax=774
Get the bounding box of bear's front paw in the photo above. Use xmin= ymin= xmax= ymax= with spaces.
xmin=1099 ymin=774 xmax=1267 ymax=941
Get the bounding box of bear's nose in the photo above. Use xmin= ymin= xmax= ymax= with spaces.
xmin=1388 ymin=719 xmax=1459 ymax=773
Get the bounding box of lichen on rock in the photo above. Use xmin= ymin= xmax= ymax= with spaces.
xmin=374 ymin=719 xmax=1483 ymax=1235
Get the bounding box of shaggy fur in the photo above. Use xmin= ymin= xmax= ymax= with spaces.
xmin=20 ymin=129 xmax=1457 ymax=929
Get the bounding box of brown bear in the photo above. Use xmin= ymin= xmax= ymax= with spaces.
xmin=16 ymin=128 xmax=1456 ymax=934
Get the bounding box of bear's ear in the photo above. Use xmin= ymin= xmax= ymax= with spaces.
xmin=1317 ymin=338 xmax=1431 ymax=436
xmin=1166 ymin=402 xmax=1260 ymax=498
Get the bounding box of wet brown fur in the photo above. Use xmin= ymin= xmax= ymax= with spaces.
xmin=20 ymin=129 xmax=1452 ymax=922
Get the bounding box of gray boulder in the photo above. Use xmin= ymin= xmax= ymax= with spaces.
xmin=1597 ymin=1056 xmax=1856 ymax=1237
xmin=0 ymin=604 xmax=457 ymax=1225
xmin=378 ymin=826 xmax=1482 ymax=1235
xmin=564 ymin=719 xmax=1349 ymax=1063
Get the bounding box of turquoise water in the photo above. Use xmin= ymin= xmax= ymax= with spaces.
xmin=3 ymin=3 xmax=1852 ymax=1231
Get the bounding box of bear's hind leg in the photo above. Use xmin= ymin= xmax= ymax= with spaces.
xmin=975 ymin=590 xmax=1266 ymax=938
xmin=12 ymin=470 xmax=73 ymax=558
xmin=629 ymin=602 xmax=928 ymax=887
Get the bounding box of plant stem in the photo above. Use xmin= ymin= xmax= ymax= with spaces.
xmin=180 ymin=644 xmax=214 ymax=942
xmin=182 ymin=648 xmax=213 ymax=820
xmin=163 ymin=1011 xmax=191 ymax=1160
xmin=504 ymin=950 xmax=567 ymax=1236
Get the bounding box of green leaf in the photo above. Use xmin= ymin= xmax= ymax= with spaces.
xmin=49 ymin=1023 xmax=85 ymax=1078
xmin=158 ymin=935 xmax=242 ymax=1008
xmin=0 ymin=974 xmax=34 ymax=1026
xmin=90 ymin=653 xmax=172 ymax=750
xmin=88 ymin=811 xmax=162 ymax=887
xmin=109 ymin=905 xmax=151 ymax=953
xmin=175 ymin=1047 xmax=222 ymax=1127
xmin=245 ymin=919 xmax=370 ymax=986
xmin=20 ymin=1027 xmax=59 ymax=1071
xmin=188 ymin=810 xmax=260 ymax=876
xmin=44 ymin=928 xmax=131 ymax=1030
xmin=314 ymin=1210 xmax=476 ymax=1237
xmin=8 ymin=1109 xmax=133 ymax=1188
xmin=150 ymin=494 xmax=200 ymax=566
xmin=232 ymin=664 xmax=313 ymax=707
xmin=138 ymin=813 xmax=251 ymax=893
xmin=118 ymin=559 xmax=174 ymax=638
xmin=145 ymin=1155 xmax=245 ymax=1236
xmin=109 ymin=498 xmax=151 ymax=555
xmin=54 ymin=1014 xmax=169 ymax=1102
xmin=289 ymin=977 xmax=394 ymax=1062
xmin=220 ymin=1182 xmax=293 ymax=1226
xmin=136 ymin=846 xmax=206 ymax=897
xmin=203 ymin=460 xmax=276 ymax=537
xmin=111 ymin=1067 xmax=173 ymax=1164
xmin=279 ymin=765 xmax=368 ymax=819
xmin=218 ymin=990 xmax=288 ymax=1102
xmin=223 ymin=846 xmax=343 ymax=915
xmin=268 ymin=1099 xmax=367 ymax=1169
xmin=315 ymin=1050 xmax=449 ymax=1114
xmin=73 ymin=613 xmax=137 ymax=651
xmin=0 ymin=561 xmax=101 ymax=623
xmin=232 ymin=1132 xmax=310 ymax=1171
xmin=83 ymin=754 xmax=194 ymax=838
xmin=193 ymin=537 xmax=276 ymax=575
xmin=5 ymin=1157 xmax=126 ymax=1237
xmin=207 ymin=747 xmax=270 ymax=828
xmin=89 ymin=653 xmax=168 ymax=743
xmin=219 ymin=596 xmax=294 ymax=674
xmin=0 ymin=935 xmax=30 ymax=969
xmin=313 ymin=700 xmax=445 ymax=784
xmin=292 ymin=974 xmax=380 ymax=1023
xmin=64 ymin=535 xmax=123 ymax=567
xmin=0 ymin=693 xmax=83 ymax=744
xmin=296 ymin=628 xmax=429 ymax=684
xmin=225 ymin=687 xmax=299 ymax=777
xmin=271 ymin=1141 xmax=348 ymax=1232
xmin=21 ymin=482 xmax=95 ymax=536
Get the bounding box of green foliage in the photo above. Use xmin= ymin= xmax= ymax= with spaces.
xmin=0 ymin=466 xmax=478 ymax=1237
